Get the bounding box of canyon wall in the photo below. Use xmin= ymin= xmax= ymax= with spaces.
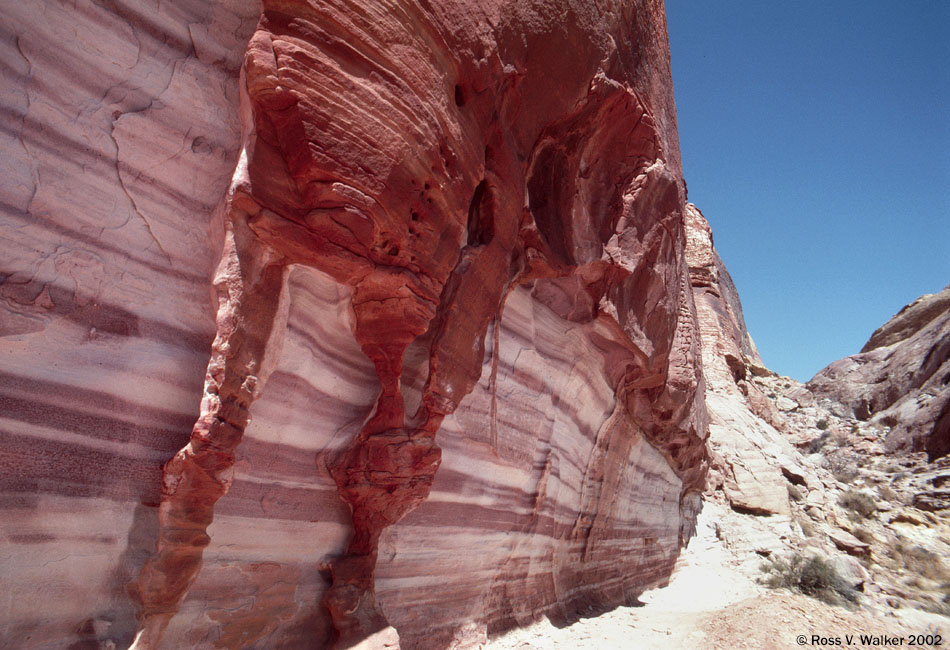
xmin=1 ymin=0 xmax=261 ymax=647
xmin=684 ymin=204 xmax=805 ymax=517
xmin=0 ymin=1 xmax=707 ymax=648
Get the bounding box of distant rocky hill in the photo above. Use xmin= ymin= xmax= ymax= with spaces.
xmin=808 ymin=286 xmax=950 ymax=462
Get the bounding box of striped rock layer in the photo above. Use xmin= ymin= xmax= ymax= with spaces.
xmin=0 ymin=1 xmax=707 ymax=648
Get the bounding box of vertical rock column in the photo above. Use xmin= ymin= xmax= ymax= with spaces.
xmin=128 ymin=218 xmax=289 ymax=649
xmin=323 ymin=173 xmax=519 ymax=645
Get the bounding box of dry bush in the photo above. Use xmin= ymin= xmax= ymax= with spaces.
xmin=877 ymin=484 xmax=899 ymax=502
xmin=852 ymin=527 xmax=874 ymax=545
xmin=760 ymin=554 xmax=857 ymax=606
xmin=839 ymin=490 xmax=877 ymax=519
xmin=892 ymin=542 xmax=950 ymax=582
xmin=809 ymin=432 xmax=831 ymax=454
xmin=892 ymin=544 xmax=950 ymax=616
xmin=834 ymin=467 xmax=860 ymax=483
xmin=798 ymin=518 xmax=816 ymax=538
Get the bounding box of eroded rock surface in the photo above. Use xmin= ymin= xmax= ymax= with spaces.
xmin=685 ymin=204 xmax=795 ymax=516
xmin=1 ymin=0 xmax=260 ymax=647
xmin=808 ymin=286 xmax=950 ymax=460
xmin=1 ymin=1 xmax=706 ymax=648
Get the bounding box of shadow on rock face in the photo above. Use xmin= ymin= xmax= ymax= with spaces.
xmin=927 ymin=398 xmax=950 ymax=461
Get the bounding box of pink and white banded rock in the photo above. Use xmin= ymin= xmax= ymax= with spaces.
xmin=0 ymin=1 xmax=707 ymax=648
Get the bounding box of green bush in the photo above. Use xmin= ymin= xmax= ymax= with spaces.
xmin=839 ymin=490 xmax=878 ymax=519
xmin=761 ymin=554 xmax=857 ymax=605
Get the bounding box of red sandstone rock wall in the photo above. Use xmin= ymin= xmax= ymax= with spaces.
xmin=1 ymin=1 xmax=260 ymax=647
xmin=1 ymin=2 xmax=706 ymax=648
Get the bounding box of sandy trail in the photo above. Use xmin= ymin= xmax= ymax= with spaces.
xmin=482 ymin=504 xmax=949 ymax=650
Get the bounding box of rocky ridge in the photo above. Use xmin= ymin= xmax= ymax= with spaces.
xmin=808 ymin=286 xmax=950 ymax=462
xmin=684 ymin=204 xmax=950 ymax=637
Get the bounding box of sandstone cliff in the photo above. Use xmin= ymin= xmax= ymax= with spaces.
xmin=0 ymin=2 xmax=706 ymax=648
xmin=685 ymin=203 xmax=800 ymax=517
xmin=808 ymin=286 xmax=950 ymax=462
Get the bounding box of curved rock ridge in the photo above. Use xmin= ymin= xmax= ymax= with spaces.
xmin=808 ymin=286 xmax=950 ymax=461
xmin=861 ymin=286 xmax=950 ymax=353
xmin=1 ymin=1 xmax=706 ymax=649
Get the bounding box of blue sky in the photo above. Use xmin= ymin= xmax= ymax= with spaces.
xmin=665 ymin=1 xmax=949 ymax=381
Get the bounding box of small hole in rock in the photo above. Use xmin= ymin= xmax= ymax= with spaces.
xmin=454 ymin=85 xmax=465 ymax=107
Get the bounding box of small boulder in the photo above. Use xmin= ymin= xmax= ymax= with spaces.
xmin=828 ymin=528 xmax=870 ymax=556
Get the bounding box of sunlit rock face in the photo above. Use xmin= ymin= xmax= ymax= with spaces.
xmin=808 ymin=286 xmax=950 ymax=461
xmin=685 ymin=204 xmax=795 ymax=517
xmin=0 ymin=1 xmax=707 ymax=648
xmin=0 ymin=0 xmax=261 ymax=647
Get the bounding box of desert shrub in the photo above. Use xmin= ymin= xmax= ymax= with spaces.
xmin=787 ymin=484 xmax=804 ymax=502
xmin=798 ymin=518 xmax=816 ymax=538
xmin=877 ymin=484 xmax=899 ymax=502
xmin=808 ymin=432 xmax=831 ymax=454
xmin=853 ymin=527 xmax=874 ymax=545
xmin=938 ymin=583 xmax=950 ymax=614
xmin=893 ymin=548 xmax=950 ymax=616
xmin=839 ymin=490 xmax=878 ymax=519
xmin=761 ymin=554 xmax=857 ymax=605
xmin=817 ymin=418 xmax=829 ymax=430
xmin=892 ymin=542 xmax=950 ymax=582
xmin=834 ymin=467 xmax=860 ymax=483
